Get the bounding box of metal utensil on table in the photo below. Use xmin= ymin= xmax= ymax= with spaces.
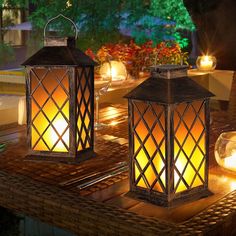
xmin=77 ymin=165 xmax=128 ymax=190
xmin=59 ymin=161 xmax=127 ymax=187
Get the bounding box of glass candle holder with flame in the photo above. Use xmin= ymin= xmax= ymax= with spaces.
xmin=99 ymin=60 xmax=127 ymax=82
xmin=215 ymin=131 xmax=236 ymax=172
xmin=196 ymin=55 xmax=217 ymax=71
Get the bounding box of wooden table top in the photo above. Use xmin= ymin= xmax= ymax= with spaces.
xmin=0 ymin=72 xmax=236 ymax=235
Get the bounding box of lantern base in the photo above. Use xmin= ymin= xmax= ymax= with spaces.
xmin=25 ymin=149 xmax=96 ymax=164
xmin=126 ymin=188 xmax=212 ymax=208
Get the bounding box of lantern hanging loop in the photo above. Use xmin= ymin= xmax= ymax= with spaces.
xmin=44 ymin=14 xmax=78 ymax=39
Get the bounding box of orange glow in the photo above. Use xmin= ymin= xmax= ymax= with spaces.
xmin=200 ymin=56 xmax=213 ymax=69
xmin=174 ymin=101 xmax=205 ymax=193
xmin=216 ymin=152 xmax=236 ymax=172
xmin=219 ymin=176 xmax=236 ymax=191
xmin=133 ymin=102 xmax=166 ymax=192
xmin=230 ymin=181 xmax=236 ymax=191
xmin=77 ymin=67 xmax=91 ymax=151
xmin=31 ymin=68 xmax=69 ymax=152
xmin=196 ymin=55 xmax=217 ymax=71
xmin=99 ymin=61 xmax=127 ymax=81
xmin=133 ymin=100 xmax=206 ymax=194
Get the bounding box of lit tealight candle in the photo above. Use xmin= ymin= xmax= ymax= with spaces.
xmin=223 ymin=152 xmax=236 ymax=172
xmin=200 ymin=56 xmax=213 ymax=70
xmin=196 ymin=55 xmax=216 ymax=71
xmin=100 ymin=61 xmax=127 ymax=82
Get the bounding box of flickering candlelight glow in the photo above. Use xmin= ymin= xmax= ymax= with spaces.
xmin=48 ymin=118 xmax=69 ymax=152
xmin=200 ymin=56 xmax=213 ymax=69
xmin=173 ymin=101 xmax=206 ymax=192
xmin=100 ymin=61 xmax=127 ymax=82
xmin=126 ymin=65 xmax=212 ymax=206
xmin=132 ymin=100 xmax=206 ymax=194
xmin=196 ymin=55 xmax=217 ymax=71
xmin=222 ymin=152 xmax=236 ymax=171
xmin=230 ymin=181 xmax=236 ymax=191
xmin=219 ymin=176 xmax=236 ymax=191
xmin=23 ymin=14 xmax=95 ymax=159
xmin=30 ymin=68 xmax=70 ymax=153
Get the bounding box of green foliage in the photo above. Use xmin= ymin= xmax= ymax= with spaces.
xmin=121 ymin=0 xmax=195 ymax=48
xmin=26 ymin=30 xmax=44 ymax=57
xmin=127 ymin=15 xmax=173 ymax=45
xmin=0 ymin=0 xmax=26 ymax=7
xmin=75 ymin=0 xmax=126 ymax=50
xmin=28 ymin=0 xmax=128 ymax=50
xmin=0 ymin=43 xmax=15 ymax=66
xmin=147 ymin=0 xmax=195 ymax=48
xmin=173 ymin=31 xmax=189 ymax=48
xmin=150 ymin=0 xmax=195 ymax=31
xmin=28 ymin=0 xmax=68 ymax=29
xmin=3 ymin=0 xmax=195 ymax=50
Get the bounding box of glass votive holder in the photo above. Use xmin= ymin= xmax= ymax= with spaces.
xmin=215 ymin=131 xmax=236 ymax=172
xmin=196 ymin=55 xmax=217 ymax=71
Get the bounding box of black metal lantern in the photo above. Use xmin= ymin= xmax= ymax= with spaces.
xmin=125 ymin=65 xmax=214 ymax=206
xmin=22 ymin=15 xmax=96 ymax=160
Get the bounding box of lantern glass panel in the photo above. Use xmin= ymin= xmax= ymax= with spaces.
xmin=132 ymin=100 xmax=166 ymax=193
xmin=173 ymin=100 xmax=206 ymax=193
xmin=30 ymin=68 xmax=70 ymax=152
xmin=76 ymin=67 xmax=92 ymax=151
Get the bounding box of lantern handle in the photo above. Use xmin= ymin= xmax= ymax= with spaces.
xmin=44 ymin=14 xmax=78 ymax=39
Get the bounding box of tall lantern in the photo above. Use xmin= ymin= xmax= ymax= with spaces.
xmin=125 ymin=65 xmax=214 ymax=206
xmin=22 ymin=15 xmax=96 ymax=160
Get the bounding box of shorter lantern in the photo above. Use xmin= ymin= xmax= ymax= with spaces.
xmin=125 ymin=65 xmax=214 ymax=206
xmin=22 ymin=15 xmax=96 ymax=160
xmin=215 ymin=131 xmax=236 ymax=172
xmin=99 ymin=60 xmax=127 ymax=82
xmin=196 ymin=55 xmax=217 ymax=71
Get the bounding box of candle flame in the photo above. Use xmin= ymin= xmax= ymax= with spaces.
xmin=100 ymin=61 xmax=126 ymax=81
xmin=222 ymin=152 xmax=236 ymax=172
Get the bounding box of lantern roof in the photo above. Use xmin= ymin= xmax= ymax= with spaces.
xmin=124 ymin=77 xmax=214 ymax=104
xmin=22 ymin=38 xmax=97 ymax=67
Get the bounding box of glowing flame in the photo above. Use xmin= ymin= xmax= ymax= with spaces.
xmin=222 ymin=152 xmax=236 ymax=172
xmin=197 ymin=55 xmax=216 ymax=71
xmin=100 ymin=61 xmax=126 ymax=81
xmin=200 ymin=56 xmax=213 ymax=68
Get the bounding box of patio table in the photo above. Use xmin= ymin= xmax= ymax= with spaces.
xmin=0 ymin=71 xmax=236 ymax=235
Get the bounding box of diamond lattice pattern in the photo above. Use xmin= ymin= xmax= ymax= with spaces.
xmin=30 ymin=68 xmax=70 ymax=152
xmin=77 ymin=67 xmax=92 ymax=151
xmin=132 ymin=101 xmax=166 ymax=193
xmin=173 ymin=100 xmax=206 ymax=193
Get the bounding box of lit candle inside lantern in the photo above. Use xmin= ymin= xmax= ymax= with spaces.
xmin=126 ymin=64 xmax=213 ymax=206
xmin=23 ymin=14 xmax=96 ymax=160
xmin=50 ymin=118 xmax=69 ymax=152
xmin=133 ymin=100 xmax=206 ymax=193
